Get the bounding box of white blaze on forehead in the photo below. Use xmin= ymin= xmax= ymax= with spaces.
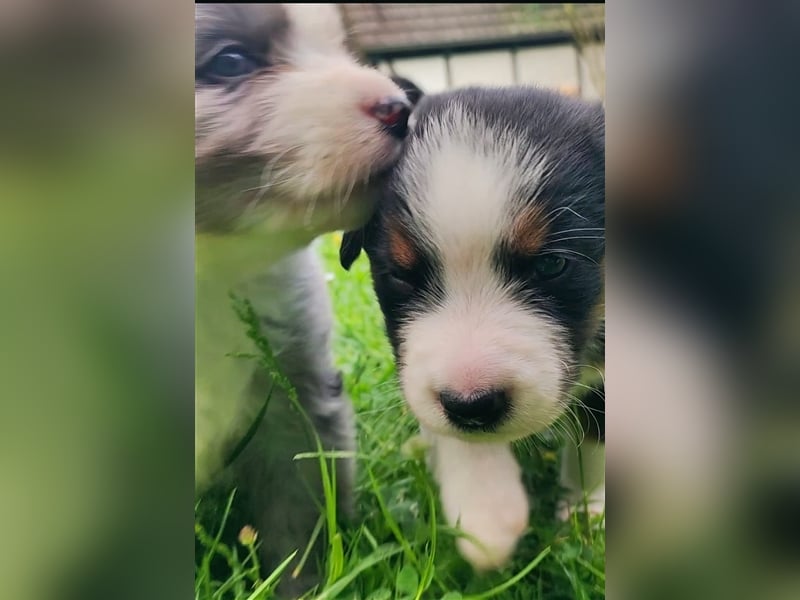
xmin=394 ymin=103 xmax=568 ymax=440
xmin=397 ymin=103 xmax=549 ymax=275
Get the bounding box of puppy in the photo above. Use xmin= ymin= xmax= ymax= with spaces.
xmin=195 ymin=4 xmax=410 ymax=593
xmin=340 ymin=86 xmax=605 ymax=570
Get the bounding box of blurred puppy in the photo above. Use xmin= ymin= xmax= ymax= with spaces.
xmin=195 ymin=3 xmax=410 ymax=593
xmin=341 ymin=86 xmax=605 ymax=570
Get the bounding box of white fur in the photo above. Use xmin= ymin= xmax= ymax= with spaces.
xmin=398 ymin=104 xmax=548 ymax=251
xmin=245 ymin=64 xmax=403 ymax=203
xmin=195 ymin=4 xmax=403 ymax=491
xmin=395 ymin=104 xmax=567 ymax=442
xmin=393 ymin=101 xmax=602 ymax=571
xmin=195 ymin=3 xmax=406 ymax=236
xmin=400 ymin=295 xmax=567 ymax=441
xmin=428 ymin=431 xmax=529 ymax=570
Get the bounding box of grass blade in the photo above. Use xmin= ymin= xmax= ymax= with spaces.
xmin=464 ymin=546 xmax=552 ymax=600
xmin=244 ymin=550 xmax=298 ymax=600
xmin=313 ymin=544 xmax=404 ymax=600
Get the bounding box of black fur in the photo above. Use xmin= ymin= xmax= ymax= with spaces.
xmin=390 ymin=75 xmax=424 ymax=107
xmin=342 ymin=86 xmax=605 ymax=440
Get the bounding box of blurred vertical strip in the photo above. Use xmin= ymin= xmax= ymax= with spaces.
xmin=0 ymin=1 xmax=194 ymax=599
xmin=607 ymin=0 xmax=800 ymax=598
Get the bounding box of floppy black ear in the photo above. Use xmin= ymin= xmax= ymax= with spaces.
xmin=391 ymin=75 xmax=424 ymax=108
xmin=339 ymin=229 xmax=366 ymax=271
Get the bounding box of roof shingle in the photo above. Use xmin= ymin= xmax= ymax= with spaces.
xmin=339 ymin=3 xmax=605 ymax=56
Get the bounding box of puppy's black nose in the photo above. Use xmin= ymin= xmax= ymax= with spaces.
xmin=366 ymin=96 xmax=410 ymax=139
xmin=438 ymin=389 xmax=510 ymax=431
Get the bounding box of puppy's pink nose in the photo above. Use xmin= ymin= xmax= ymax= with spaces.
xmin=364 ymin=96 xmax=411 ymax=139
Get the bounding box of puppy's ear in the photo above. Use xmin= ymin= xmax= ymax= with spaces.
xmin=339 ymin=229 xmax=365 ymax=271
xmin=391 ymin=75 xmax=424 ymax=108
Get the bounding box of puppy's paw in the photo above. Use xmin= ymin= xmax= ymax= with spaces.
xmin=452 ymin=480 xmax=529 ymax=571
xmin=431 ymin=437 xmax=530 ymax=571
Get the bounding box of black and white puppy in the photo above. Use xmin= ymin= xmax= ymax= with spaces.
xmin=195 ymin=4 xmax=410 ymax=592
xmin=341 ymin=86 xmax=605 ymax=570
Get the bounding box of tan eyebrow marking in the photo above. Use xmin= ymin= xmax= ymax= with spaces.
xmin=509 ymin=204 xmax=548 ymax=255
xmin=388 ymin=226 xmax=417 ymax=269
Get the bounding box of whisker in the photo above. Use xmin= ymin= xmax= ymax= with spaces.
xmin=568 ymin=381 xmax=605 ymax=396
xmin=547 ymin=236 xmax=605 ymax=244
xmin=539 ymin=248 xmax=599 ymax=265
xmin=569 ymin=364 xmax=606 ymax=385
xmin=540 ymin=204 xmax=588 ymax=225
xmin=548 ymin=227 xmax=605 ymax=235
xmin=562 ymin=393 xmax=603 ymax=445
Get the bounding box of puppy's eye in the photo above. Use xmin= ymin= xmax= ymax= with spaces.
xmin=388 ymin=267 xmax=416 ymax=295
xmin=202 ymin=47 xmax=260 ymax=81
xmin=532 ymin=255 xmax=568 ymax=280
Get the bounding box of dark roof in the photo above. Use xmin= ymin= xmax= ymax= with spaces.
xmin=339 ymin=3 xmax=605 ymax=59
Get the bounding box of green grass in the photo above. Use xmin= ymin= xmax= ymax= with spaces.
xmin=195 ymin=233 xmax=605 ymax=599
